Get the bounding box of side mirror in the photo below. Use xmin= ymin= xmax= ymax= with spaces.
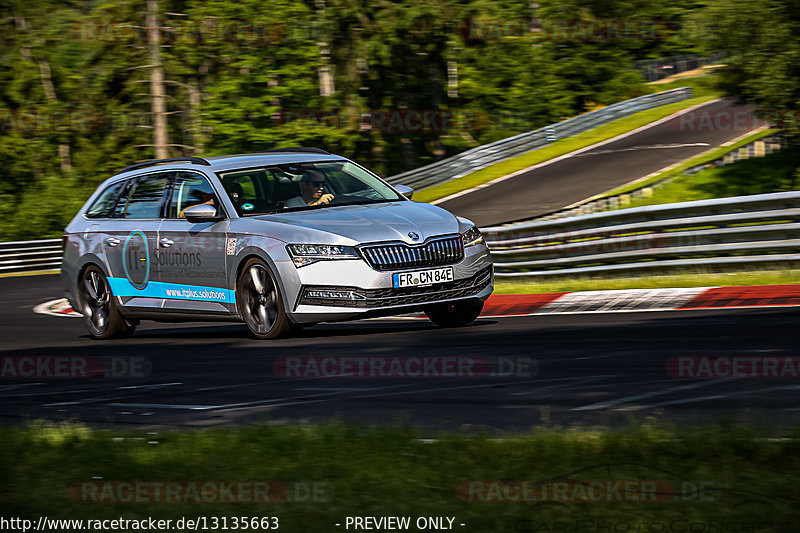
xmin=396 ymin=185 xmax=414 ymax=199
xmin=184 ymin=203 xmax=221 ymax=223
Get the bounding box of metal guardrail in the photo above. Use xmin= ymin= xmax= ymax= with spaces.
xmin=521 ymin=135 xmax=788 ymax=224
xmin=633 ymin=53 xmax=726 ymax=83
xmin=0 ymin=238 xmax=62 ymax=274
xmin=386 ymin=87 xmax=692 ymax=190
xmin=3 ymin=192 xmax=798 ymax=278
xmin=482 ymin=191 xmax=800 ymax=278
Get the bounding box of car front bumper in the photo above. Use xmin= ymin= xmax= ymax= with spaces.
xmin=280 ymin=244 xmax=493 ymax=324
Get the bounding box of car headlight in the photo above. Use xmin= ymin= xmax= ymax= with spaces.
xmin=461 ymin=226 xmax=484 ymax=247
xmin=287 ymin=244 xmax=360 ymax=267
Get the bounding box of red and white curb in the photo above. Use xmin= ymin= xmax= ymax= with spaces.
xmin=34 ymin=284 xmax=800 ymax=320
xmin=33 ymin=298 xmax=81 ymax=317
xmin=481 ymin=284 xmax=800 ymax=317
xmin=481 ymin=287 xmax=707 ymax=317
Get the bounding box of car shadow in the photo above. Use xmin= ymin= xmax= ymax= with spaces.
xmin=116 ymin=317 xmax=497 ymax=341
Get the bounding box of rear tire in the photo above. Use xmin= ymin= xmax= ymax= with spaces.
xmin=237 ymin=258 xmax=289 ymax=339
xmin=424 ymin=300 xmax=484 ymax=328
xmin=79 ymin=266 xmax=136 ymax=339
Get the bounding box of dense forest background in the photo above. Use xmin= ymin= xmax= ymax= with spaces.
xmin=1 ymin=0 xmax=791 ymax=240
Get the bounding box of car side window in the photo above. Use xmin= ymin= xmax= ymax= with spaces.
xmin=219 ymin=168 xmax=287 ymax=214
xmin=168 ymin=172 xmax=221 ymax=219
xmin=85 ymin=181 xmax=125 ymax=218
xmin=114 ymin=173 xmax=171 ymax=219
xmin=111 ymin=179 xmax=133 ymax=218
xmin=221 ymin=173 xmax=258 ymax=207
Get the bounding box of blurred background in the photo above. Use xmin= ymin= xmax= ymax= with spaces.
xmin=0 ymin=0 xmax=795 ymax=240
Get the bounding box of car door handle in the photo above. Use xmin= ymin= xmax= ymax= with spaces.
xmin=106 ymin=237 xmax=120 ymax=247
xmin=160 ymin=238 xmax=174 ymax=248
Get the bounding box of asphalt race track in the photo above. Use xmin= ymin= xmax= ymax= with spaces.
xmin=2 ymin=275 xmax=799 ymax=433
xmin=439 ymin=98 xmax=759 ymax=227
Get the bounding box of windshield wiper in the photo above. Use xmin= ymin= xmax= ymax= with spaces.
xmin=242 ymin=199 xmax=398 ymax=216
xmin=330 ymin=199 xmax=398 ymax=207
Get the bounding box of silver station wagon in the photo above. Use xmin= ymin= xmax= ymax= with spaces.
xmin=62 ymin=148 xmax=494 ymax=339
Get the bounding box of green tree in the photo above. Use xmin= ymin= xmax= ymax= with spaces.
xmin=693 ymin=0 xmax=800 ymax=121
xmin=0 ymin=0 xmax=696 ymax=240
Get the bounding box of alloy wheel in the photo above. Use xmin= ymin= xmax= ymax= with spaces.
xmin=242 ymin=263 xmax=278 ymax=335
xmin=81 ymin=268 xmax=111 ymax=335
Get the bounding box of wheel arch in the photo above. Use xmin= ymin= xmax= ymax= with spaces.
xmin=74 ymin=260 xmax=111 ymax=310
xmin=233 ymin=250 xmax=293 ymax=317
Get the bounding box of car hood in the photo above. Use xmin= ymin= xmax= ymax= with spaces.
xmin=244 ymin=201 xmax=462 ymax=244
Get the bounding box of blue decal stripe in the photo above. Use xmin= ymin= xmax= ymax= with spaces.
xmin=108 ymin=278 xmax=235 ymax=303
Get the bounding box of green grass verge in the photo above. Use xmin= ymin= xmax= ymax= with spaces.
xmin=0 ymin=269 xmax=60 ymax=278
xmin=645 ymin=71 xmax=723 ymax=99
xmin=601 ymin=128 xmax=780 ymax=198
xmin=494 ymin=268 xmax=800 ymax=294
xmin=617 ymin=148 xmax=800 ymax=210
xmin=414 ymin=95 xmax=718 ymax=204
xmin=3 ymin=422 xmax=800 ymax=531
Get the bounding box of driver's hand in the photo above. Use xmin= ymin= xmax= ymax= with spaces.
xmin=311 ymin=194 xmax=334 ymax=206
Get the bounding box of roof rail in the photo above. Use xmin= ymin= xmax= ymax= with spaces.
xmin=259 ymin=147 xmax=331 ymax=155
xmin=115 ymin=157 xmax=211 ymax=175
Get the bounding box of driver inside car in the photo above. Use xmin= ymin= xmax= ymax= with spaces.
xmin=284 ymin=169 xmax=334 ymax=208
xmin=178 ymin=190 xmax=217 ymax=218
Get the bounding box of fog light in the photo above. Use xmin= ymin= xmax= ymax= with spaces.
xmin=306 ymin=289 xmax=366 ymax=300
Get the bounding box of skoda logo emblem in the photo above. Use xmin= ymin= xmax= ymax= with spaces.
xmin=408 ymin=232 xmax=420 ymax=241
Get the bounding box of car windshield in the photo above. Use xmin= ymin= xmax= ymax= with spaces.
xmin=217 ymin=160 xmax=404 ymax=216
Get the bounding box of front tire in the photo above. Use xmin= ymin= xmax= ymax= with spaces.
xmin=78 ymin=266 xmax=136 ymax=339
xmin=424 ymin=300 xmax=484 ymax=328
xmin=237 ymin=258 xmax=289 ymax=339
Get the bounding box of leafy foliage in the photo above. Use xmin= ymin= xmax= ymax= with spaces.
xmin=0 ymin=0 xmax=704 ymax=240
xmin=692 ymin=0 xmax=800 ymax=115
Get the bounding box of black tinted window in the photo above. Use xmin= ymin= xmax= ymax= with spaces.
xmin=85 ymin=182 xmax=124 ymax=218
xmin=115 ymin=173 xmax=170 ymax=219
xmin=111 ymin=180 xmax=133 ymax=218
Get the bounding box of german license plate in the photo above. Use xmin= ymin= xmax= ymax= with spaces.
xmin=393 ymin=267 xmax=454 ymax=288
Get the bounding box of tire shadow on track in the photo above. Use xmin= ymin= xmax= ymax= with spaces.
xmin=47 ymin=317 xmax=498 ymax=343
xmin=3 ymin=308 xmax=796 ymax=361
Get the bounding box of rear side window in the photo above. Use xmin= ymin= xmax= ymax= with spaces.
xmin=85 ymin=181 xmax=124 ymax=218
xmin=111 ymin=180 xmax=133 ymax=218
xmin=115 ymin=173 xmax=171 ymax=219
